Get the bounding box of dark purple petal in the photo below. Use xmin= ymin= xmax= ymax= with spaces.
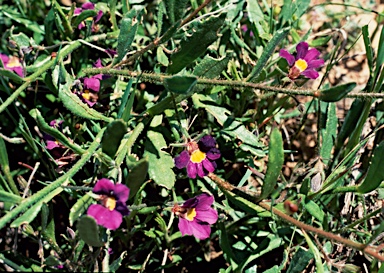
xmin=206 ymin=148 xmax=221 ymax=160
xmin=95 ymin=10 xmax=103 ymax=23
xmin=113 ymin=183 xmax=130 ymax=203
xmin=84 ymin=77 xmax=100 ymax=92
xmin=279 ymin=49 xmax=295 ymax=66
xmin=193 ymin=193 xmax=214 ymax=210
xmin=82 ymin=2 xmax=95 ymax=10
xmin=307 ymin=59 xmax=324 ymax=69
xmin=94 ymin=58 xmax=103 ymax=68
xmin=182 ymin=196 xmax=199 ymax=208
xmin=93 ymin=178 xmax=115 ymax=194
xmin=87 ymin=204 xmax=123 ymax=230
xmin=296 ymin=42 xmax=308 ymax=59
xmin=196 ymin=162 xmax=205 ymax=178
xmin=46 ymin=140 xmax=60 ymax=150
xmin=198 ymin=135 xmax=216 ymax=150
xmin=304 ymin=48 xmax=321 ymax=62
xmin=105 ymin=49 xmax=117 ymax=56
xmin=195 ymin=208 xmax=218 ymax=225
xmin=186 ymin=162 xmax=197 ymax=179
xmin=115 ymin=201 xmax=130 ymax=216
xmin=301 ymin=69 xmax=319 ymax=79
xmin=174 ymin=150 xmax=190 ymax=169
xmin=188 ymin=220 xmax=211 ymax=240
xmin=202 ymin=158 xmax=215 ymax=173
xmin=178 ymin=218 xmax=193 ymax=236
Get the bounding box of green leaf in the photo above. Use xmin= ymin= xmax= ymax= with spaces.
xmin=300 ymin=195 xmax=325 ymax=222
xmin=101 ymin=120 xmax=127 ymax=158
xmin=143 ymin=115 xmax=176 ymax=189
xmin=362 ymin=25 xmax=374 ymax=74
xmin=286 ymin=248 xmax=314 ymax=273
xmin=317 ymin=82 xmax=356 ymax=102
xmin=192 ymin=94 xmax=265 ymax=156
xmin=246 ymin=27 xmax=290 ymax=82
xmin=193 ymin=55 xmax=230 ymax=79
xmin=126 ymin=158 xmax=149 ymax=199
xmin=157 ymin=47 xmax=169 ymax=66
xmin=258 ymin=128 xmax=284 ymax=201
xmin=167 ymin=14 xmax=225 ymax=74
xmin=72 ymin=9 xmax=97 ymax=29
xmin=69 ymin=194 xmax=93 ymax=226
xmin=164 ymin=75 xmax=197 ymax=94
xmin=320 ymin=102 xmax=337 ymax=165
xmin=77 ymin=216 xmax=104 ymax=247
xmin=163 ymin=0 xmax=189 ymax=24
xmin=0 ymin=137 xmax=18 ymax=195
xmin=302 ymin=231 xmax=324 ymax=273
xmin=246 ymin=0 xmax=268 ymax=39
xmin=0 ymin=69 xmax=24 ymax=83
xmin=11 ymin=32 xmax=30 ymax=48
xmin=44 ymin=8 xmax=55 ymax=45
xmin=223 ymin=189 xmax=265 ymax=215
xmin=109 ymin=251 xmax=127 ymax=272
xmin=115 ymin=9 xmax=143 ymax=64
xmin=0 ymin=191 xmax=22 ymax=204
xmin=358 ymin=141 xmax=384 ymax=193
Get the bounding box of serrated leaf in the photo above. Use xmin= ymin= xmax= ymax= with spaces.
xmin=358 ymin=141 xmax=384 ymax=193
xmin=164 ymin=75 xmax=197 ymax=94
xmin=126 ymin=158 xmax=148 ymax=199
xmin=286 ymin=248 xmax=314 ymax=273
xmin=115 ymin=9 xmax=143 ymax=64
xmin=143 ymin=115 xmax=175 ymax=189
xmin=52 ymin=64 xmax=112 ymax=122
xmin=101 ymin=119 xmax=127 ymax=158
xmin=167 ymin=14 xmax=225 ymax=74
xmin=77 ymin=216 xmax=104 ymax=247
xmin=192 ymin=93 xmax=265 ymax=156
xmin=318 ymin=82 xmax=356 ymax=102
xmin=258 ymin=128 xmax=284 ymax=201
xmin=69 ymin=194 xmax=93 ymax=226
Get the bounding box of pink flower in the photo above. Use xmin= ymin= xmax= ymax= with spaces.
xmin=172 ymin=193 xmax=218 ymax=240
xmin=74 ymin=2 xmax=103 ymax=30
xmin=87 ymin=179 xmax=130 ymax=230
xmin=279 ymin=42 xmax=324 ymax=80
xmin=174 ymin=136 xmax=221 ymax=179
xmin=0 ymin=53 xmax=24 ymax=77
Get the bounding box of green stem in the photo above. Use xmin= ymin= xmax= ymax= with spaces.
xmin=0 ymin=128 xmax=105 ymax=230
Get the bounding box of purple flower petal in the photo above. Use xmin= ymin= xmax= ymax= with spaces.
xmin=74 ymin=7 xmax=83 ymax=15
xmin=186 ymin=162 xmax=197 ymax=179
xmin=193 ymin=193 xmax=214 ymax=209
xmin=202 ymin=158 xmax=215 ymax=173
xmin=304 ymin=48 xmax=321 ymax=62
xmin=46 ymin=140 xmax=60 ymax=150
xmin=94 ymin=58 xmax=103 ymax=68
xmin=174 ymin=150 xmax=190 ymax=169
xmin=87 ymin=204 xmax=123 ymax=230
xmin=178 ymin=218 xmax=193 ymax=236
xmin=199 ymin=135 xmax=216 ymax=150
xmin=78 ymin=21 xmax=86 ymax=29
xmin=115 ymin=201 xmax=130 ymax=216
xmin=189 ymin=220 xmax=211 ymax=240
xmin=307 ymin=59 xmax=324 ymax=69
xmin=0 ymin=53 xmax=9 ymax=64
xmin=12 ymin=66 xmax=24 ymax=77
xmin=114 ymin=183 xmax=130 ymax=203
xmin=195 ymin=208 xmax=218 ymax=225
xmin=206 ymin=148 xmax=221 ymax=160
xmin=93 ymin=178 xmax=115 ymax=195
xmin=95 ymin=10 xmax=103 ymax=23
xmin=82 ymin=2 xmax=95 ymax=10
xmin=196 ymin=162 xmax=205 ymax=178
xmin=301 ymin=69 xmax=319 ymax=79
xmin=105 ymin=49 xmax=117 ymax=56
xmin=279 ymin=49 xmax=295 ymax=66
xmin=83 ymin=77 xmax=100 ymax=92
xmin=296 ymin=42 xmax=308 ymax=59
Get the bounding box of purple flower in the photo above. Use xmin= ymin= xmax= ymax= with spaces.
xmin=174 ymin=135 xmax=221 ymax=179
xmin=279 ymin=42 xmax=324 ymax=80
xmin=0 ymin=53 xmax=24 ymax=77
xmin=74 ymin=2 xmax=103 ymax=30
xmin=44 ymin=120 xmax=64 ymax=150
xmin=87 ymin=178 xmax=130 ymax=230
xmin=172 ymin=193 xmax=218 ymax=240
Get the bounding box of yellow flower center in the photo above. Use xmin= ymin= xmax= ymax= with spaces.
xmin=82 ymin=90 xmax=91 ymax=100
xmin=190 ymin=150 xmax=206 ymax=163
xmin=185 ymin=208 xmax=196 ymax=221
xmin=7 ymin=56 xmax=21 ymax=68
xmin=104 ymin=197 xmax=116 ymax=211
xmin=294 ymin=59 xmax=308 ymax=72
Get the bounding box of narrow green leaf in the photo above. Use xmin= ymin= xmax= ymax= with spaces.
xmin=318 ymin=82 xmax=356 ymax=102
xmin=0 ymin=69 xmax=24 ymax=83
xmin=164 ymin=75 xmax=197 ymax=94
xmin=115 ymin=9 xmax=143 ymax=64
xmin=77 ymin=216 xmax=104 ymax=247
xmin=0 ymin=137 xmax=19 ymax=195
xmin=300 ymin=195 xmax=325 ymax=222
xmin=69 ymin=194 xmax=93 ymax=226
xmin=258 ymin=128 xmax=284 ymax=201
xmin=246 ymin=27 xmax=290 ymax=82
xmin=286 ymin=247 xmax=314 ymax=273
xmin=126 ymin=158 xmax=148 ymax=199
xmin=362 ymin=25 xmax=374 ymax=72
xmin=109 ymin=251 xmax=127 ymax=272
xmin=302 ymin=231 xmax=324 ymax=273
xmin=320 ymin=102 xmax=337 ymax=165
xmin=167 ymin=14 xmax=225 ymax=74
xmin=143 ymin=115 xmax=175 ymax=189
xmin=358 ymin=141 xmax=384 ymax=193
xmin=101 ymin=120 xmax=127 ymax=158
xmin=0 ymin=191 xmax=22 ymax=204
xmin=246 ymin=0 xmax=267 ymax=38
xmin=72 ymin=9 xmax=97 ymax=29
xmin=218 ymin=221 xmax=239 ymax=269
xmin=52 ymin=65 xmax=112 ymax=122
